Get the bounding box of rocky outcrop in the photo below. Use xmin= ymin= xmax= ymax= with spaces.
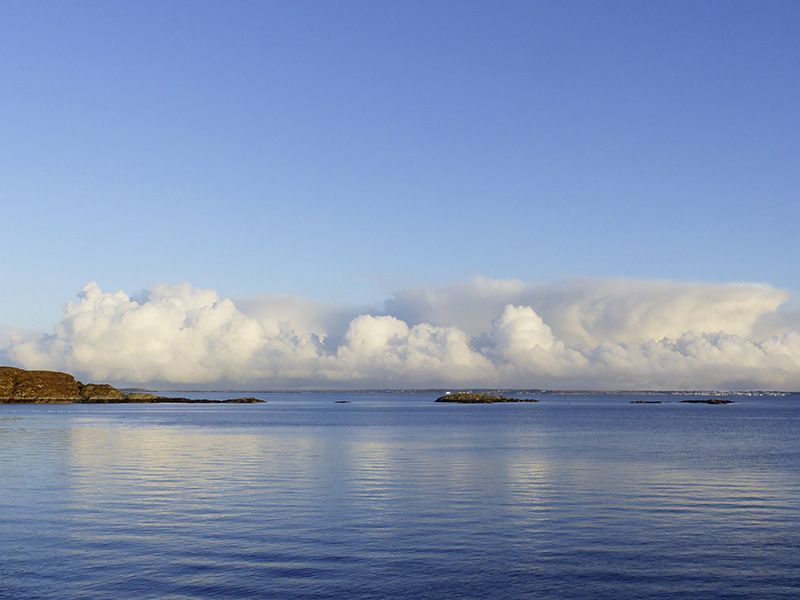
xmin=0 ymin=366 xmax=264 ymax=404
xmin=112 ymin=396 xmax=265 ymax=404
xmin=0 ymin=366 xmax=23 ymax=398
xmin=81 ymin=384 xmax=127 ymax=401
xmin=435 ymin=392 xmax=539 ymax=404
xmin=1 ymin=367 xmax=82 ymax=402
xmin=124 ymin=392 xmax=162 ymax=401
xmin=680 ymin=399 xmax=734 ymax=405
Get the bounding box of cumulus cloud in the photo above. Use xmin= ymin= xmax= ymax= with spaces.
xmin=9 ymin=283 xmax=323 ymax=385
xmin=333 ymin=315 xmax=494 ymax=386
xmin=234 ymin=293 xmax=362 ymax=342
xmin=386 ymin=277 xmax=789 ymax=345
xmin=7 ymin=278 xmax=800 ymax=390
xmin=0 ymin=325 xmax=30 ymax=365
xmin=0 ymin=326 xmax=25 ymax=351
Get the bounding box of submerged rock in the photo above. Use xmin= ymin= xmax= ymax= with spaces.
xmin=435 ymin=392 xmax=539 ymax=404
xmin=224 ymin=397 xmax=263 ymax=403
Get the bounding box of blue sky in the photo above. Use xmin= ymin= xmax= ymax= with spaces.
xmin=2 ymin=1 xmax=799 ymax=331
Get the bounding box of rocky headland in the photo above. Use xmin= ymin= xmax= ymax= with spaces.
xmin=435 ymin=392 xmax=539 ymax=404
xmin=0 ymin=366 xmax=264 ymax=404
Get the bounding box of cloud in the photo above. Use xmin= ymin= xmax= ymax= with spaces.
xmin=234 ymin=293 xmax=363 ymax=343
xmin=8 ymin=282 xmax=322 ymax=385
xmin=7 ymin=278 xmax=800 ymax=390
xmin=386 ymin=277 xmax=789 ymax=345
xmin=0 ymin=325 xmax=30 ymax=366
xmin=333 ymin=315 xmax=494 ymax=387
xmin=0 ymin=326 xmax=27 ymax=352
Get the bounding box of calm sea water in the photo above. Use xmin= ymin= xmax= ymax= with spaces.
xmin=2 ymin=392 xmax=799 ymax=599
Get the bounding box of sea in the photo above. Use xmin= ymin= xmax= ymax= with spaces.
xmin=1 ymin=391 xmax=799 ymax=599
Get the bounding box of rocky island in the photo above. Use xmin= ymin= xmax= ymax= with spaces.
xmin=680 ymin=398 xmax=734 ymax=405
xmin=0 ymin=366 xmax=264 ymax=404
xmin=435 ymin=392 xmax=539 ymax=404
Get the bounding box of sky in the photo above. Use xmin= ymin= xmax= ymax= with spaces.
xmin=1 ymin=1 xmax=799 ymax=389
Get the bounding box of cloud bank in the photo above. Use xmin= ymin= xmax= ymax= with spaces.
xmin=6 ymin=278 xmax=800 ymax=390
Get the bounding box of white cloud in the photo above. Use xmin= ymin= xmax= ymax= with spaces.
xmin=334 ymin=315 xmax=494 ymax=387
xmin=9 ymin=282 xmax=322 ymax=385
xmin=492 ymin=305 xmax=557 ymax=353
xmin=489 ymin=305 xmax=587 ymax=378
xmin=0 ymin=326 xmax=27 ymax=351
xmin=7 ymin=278 xmax=800 ymax=390
xmin=234 ymin=293 xmax=362 ymax=341
xmin=386 ymin=277 xmax=788 ymax=345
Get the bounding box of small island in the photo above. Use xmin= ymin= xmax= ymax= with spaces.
xmin=0 ymin=366 xmax=264 ymax=404
xmin=435 ymin=391 xmax=539 ymax=404
xmin=680 ymin=399 xmax=734 ymax=405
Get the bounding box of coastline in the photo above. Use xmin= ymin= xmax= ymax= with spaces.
xmin=0 ymin=366 xmax=264 ymax=404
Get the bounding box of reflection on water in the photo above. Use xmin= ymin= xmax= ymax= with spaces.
xmin=1 ymin=394 xmax=800 ymax=598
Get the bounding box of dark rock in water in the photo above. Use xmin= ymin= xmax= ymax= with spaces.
xmin=334 ymin=400 xmax=351 ymax=404
xmin=435 ymin=392 xmax=539 ymax=404
xmin=631 ymin=400 xmax=663 ymax=404
xmin=105 ymin=396 xmax=265 ymax=404
xmin=223 ymin=397 xmax=263 ymax=403
xmin=680 ymin=399 xmax=734 ymax=405
xmin=0 ymin=366 xmax=264 ymax=404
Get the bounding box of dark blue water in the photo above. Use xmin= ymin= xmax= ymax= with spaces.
xmin=2 ymin=392 xmax=799 ymax=599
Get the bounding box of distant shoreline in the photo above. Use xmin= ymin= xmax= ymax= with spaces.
xmin=155 ymin=388 xmax=799 ymax=396
xmin=2 ymin=366 xmax=797 ymax=402
xmin=0 ymin=366 xmax=264 ymax=404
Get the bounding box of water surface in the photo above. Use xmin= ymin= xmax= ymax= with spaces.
xmin=2 ymin=392 xmax=799 ymax=598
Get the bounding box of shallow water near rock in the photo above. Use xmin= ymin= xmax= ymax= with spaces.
xmin=2 ymin=392 xmax=799 ymax=598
